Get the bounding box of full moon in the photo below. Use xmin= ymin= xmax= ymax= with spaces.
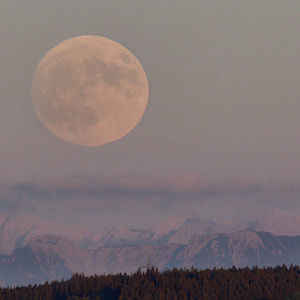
xmin=32 ymin=35 xmax=149 ymax=146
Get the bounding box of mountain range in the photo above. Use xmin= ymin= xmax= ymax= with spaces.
xmin=1 ymin=208 xmax=300 ymax=287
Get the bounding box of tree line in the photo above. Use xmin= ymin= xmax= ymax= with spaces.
xmin=1 ymin=265 xmax=300 ymax=299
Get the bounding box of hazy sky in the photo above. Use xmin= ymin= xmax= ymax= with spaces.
xmin=1 ymin=1 xmax=299 ymax=229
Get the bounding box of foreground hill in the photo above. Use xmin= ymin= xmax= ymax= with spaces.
xmin=1 ymin=229 xmax=300 ymax=287
xmin=1 ymin=266 xmax=300 ymax=299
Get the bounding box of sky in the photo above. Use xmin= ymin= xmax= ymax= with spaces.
xmin=0 ymin=1 xmax=300 ymax=230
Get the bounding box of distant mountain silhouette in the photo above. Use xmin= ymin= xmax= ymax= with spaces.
xmin=1 ymin=209 xmax=300 ymax=286
xmin=1 ymin=229 xmax=300 ymax=286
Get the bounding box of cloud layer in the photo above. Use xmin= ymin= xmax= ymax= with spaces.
xmin=2 ymin=174 xmax=298 ymax=200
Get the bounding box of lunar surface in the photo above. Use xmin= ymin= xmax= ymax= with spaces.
xmin=32 ymin=35 xmax=149 ymax=146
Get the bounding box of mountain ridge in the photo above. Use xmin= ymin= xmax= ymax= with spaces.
xmin=1 ymin=208 xmax=300 ymax=256
xmin=1 ymin=229 xmax=300 ymax=287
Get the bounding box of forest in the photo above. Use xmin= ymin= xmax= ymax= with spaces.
xmin=1 ymin=265 xmax=300 ymax=300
